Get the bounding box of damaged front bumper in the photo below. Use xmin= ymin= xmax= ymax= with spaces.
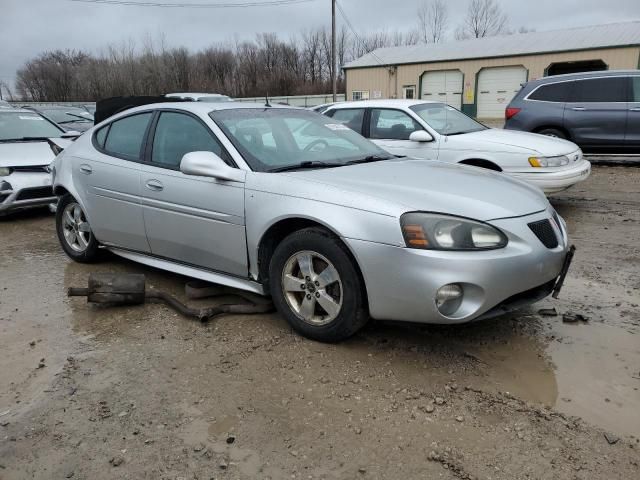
xmin=0 ymin=170 xmax=56 ymax=215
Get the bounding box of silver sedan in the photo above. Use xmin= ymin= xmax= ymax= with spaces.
xmin=52 ymin=102 xmax=572 ymax=342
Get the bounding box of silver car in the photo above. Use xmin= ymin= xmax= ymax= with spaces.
xmin=52 ymin=102 xmax=572 ymax=342
xmin=1 ymin=108 xmax=73 ymax=215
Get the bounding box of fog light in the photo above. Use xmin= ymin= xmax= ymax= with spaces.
xmin=435 ymin=283 xmax=463 ymax=316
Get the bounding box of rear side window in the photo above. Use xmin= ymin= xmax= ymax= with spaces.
xmin=103 ymin=113 xmax=152 ymax=159
xmin=572 ymin=77 xmax=628 ymax=103
xmin=151 ymin=112 xmax=229 ymax=168
xmin=326 ymin=108 xmax=365 ymax=135
xmin=528 ymin=81 xmax=573 ymax=102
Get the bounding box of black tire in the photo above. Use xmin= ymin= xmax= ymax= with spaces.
xmin=538 ymin=128 xmax=567 ymax=139
xmin=56 ymin=194 xmax=101 ymax=263
xmin=269 ymin=227 xmax=368 ymax=342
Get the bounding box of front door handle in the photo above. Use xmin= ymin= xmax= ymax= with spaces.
xmin=630 ymin=107 xmax=640 ymax=112
xmin=145 ymin=179 xmax=164 ymax=192
xmin=572 ymin=106 xmax=586 ymax=111
xmin=79 ymin=164 xmax=92 ymax=175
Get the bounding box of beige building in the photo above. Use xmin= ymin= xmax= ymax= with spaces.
xmin=343 ymin=21 xmax=640 ymax=119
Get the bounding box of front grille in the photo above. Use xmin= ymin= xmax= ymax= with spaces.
xmin=528 ymin=219 xmax=559 ymax=248
xmin=15 ymin=186 xmax=54 ymax=201
xmin=13 ymin=165 xmax=50 ymax=173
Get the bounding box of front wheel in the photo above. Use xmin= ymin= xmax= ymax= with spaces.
xmin=269 ymin=228 xmax=368 ymax=342
xmin=56 ymin=194 xmax=101 ymax=262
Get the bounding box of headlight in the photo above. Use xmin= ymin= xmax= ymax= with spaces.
xmin=0 ymin=167 xmax=11 ymax=177
xmin=401 ymin=213 xmax=508 ymax=250
xmin=528 ymin=155 xmax=570 ymax=168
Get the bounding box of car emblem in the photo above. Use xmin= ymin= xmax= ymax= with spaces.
xmin=45 ymin=166 xmax=52 ymax=173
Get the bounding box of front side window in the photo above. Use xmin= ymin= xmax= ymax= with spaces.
xmin=409 ymin=103 xmax=486 ymax=136
xmin=151 ymin=112 xmax=228 ymax=168
xmin=528 ymin=81 xmax=573 ymax=102
xmin=370 ymin=109 xmax=422 ymax=140
xmin=103 ymin=112 xmax=152 ymax=159
xmin=572 ymin=77 xmax=628 ymax=103
xmin=211 ymin=108 xmax=392 ymax=172
xmin=0 ymin=111 xmax=63 ymax=141
xmin=327 ymin=108 xmax=365 ymax=135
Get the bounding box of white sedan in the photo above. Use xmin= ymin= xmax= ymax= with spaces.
xmin=323 ymin=100 xmax=591 ymax=194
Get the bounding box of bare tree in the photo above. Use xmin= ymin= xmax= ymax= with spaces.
xmin=417 ymin=0 xmax=449 ymax=43
xmin=455 ymin=0 xmax=508 ymax=40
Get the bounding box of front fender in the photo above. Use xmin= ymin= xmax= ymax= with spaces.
xmin=245 ymin=189 xmax=403 ymax=280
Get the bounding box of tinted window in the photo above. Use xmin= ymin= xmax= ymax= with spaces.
xmin=573 ymin=77 xmax=628 ymax=103
xmin=103 ymin=113 xmax=152 ymax=159
xmin=151 ymin=112 xmax=228 ymax=168
xmin=632 ymin=77 xmax=640 ymax=102
xmin=370 ymin=109 xmax=421 ymax=140
xmin=327 ymin=108 xmax=365 ymax=135
xmin=529 ymin=81 xmax=573 ymax=102
xmin=95 ymin=125 xmax=108 ymax=148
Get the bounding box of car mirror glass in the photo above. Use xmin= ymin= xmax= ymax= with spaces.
xmin=180 ymin=151 xmax=245 ymax=183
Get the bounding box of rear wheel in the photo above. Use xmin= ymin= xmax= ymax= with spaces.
xmin=537 ymin=128 xmax=567 ymax=139
xmin=56 ymin=194 xmax=100 ymax=262
xmin=269 ymin=228 xmax=368 ymax=342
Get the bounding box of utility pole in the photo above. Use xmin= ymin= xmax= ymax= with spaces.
xmin=331 ymin=0 xmax=337 ymax=102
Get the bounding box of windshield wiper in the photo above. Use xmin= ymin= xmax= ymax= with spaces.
xmin=0 ymin=136 xmax=51 ymax=143
xmin=268 ymin=161 xmax=341 ymax=173
xmin=346 ymin=155 xmax=394 ymax=165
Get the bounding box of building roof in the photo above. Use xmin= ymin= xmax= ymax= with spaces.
xmin=343 ymin=21 xmax=640 ymax=69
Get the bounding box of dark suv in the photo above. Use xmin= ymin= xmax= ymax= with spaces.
xmin=504 ymin=70 xmax=640 ymax=150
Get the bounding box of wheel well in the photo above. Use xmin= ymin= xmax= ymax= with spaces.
xmin=459 ymin=159 xmax=502 ymax=172
xmin=53 ymin=186 xmax=69 ymax=196
xmin=257 ymin=218 xmax=368 ymax=305
xmin=533 ymin=125 xmax=570 ymax=139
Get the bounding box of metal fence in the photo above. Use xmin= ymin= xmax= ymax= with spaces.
xmin=9 ymin=94 xmax=345 ymax=109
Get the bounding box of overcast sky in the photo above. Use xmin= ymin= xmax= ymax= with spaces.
xmin=2 ymin=0 xmax=639 ymax=91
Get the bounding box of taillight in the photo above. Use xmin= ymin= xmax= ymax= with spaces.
xmin=505 ymin=107 xmax=521 ymax=120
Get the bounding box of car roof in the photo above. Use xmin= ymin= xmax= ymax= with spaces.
xmin=0 ymin=107 xmax=41 ymax=114
xmin=328 ymin=99 xmax=442 ymax=109
xmin=165 ymin=92 xmax=230 ymax=99
xmin=103 ymin=101 xmax=305 ymax=122
xmin=527 ymin=69 xmax=640 ymax=85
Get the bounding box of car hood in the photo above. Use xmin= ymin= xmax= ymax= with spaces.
xmin=454 ymin=128 xmax=578 ymax=155
xmin=285 ymin=158 xmax=548 ymax=221
xmin=0 ymin=139 xmax=67 ymax=167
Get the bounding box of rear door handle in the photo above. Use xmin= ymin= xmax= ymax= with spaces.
xmin=630 ymin=107 xmax=640 ymax=112
xmin=145 ymin=179 xmax=164 ymax=192
xmin=79 ymin=164 xmax=92 ymax=175
xmin=572 ymin=107 xmax=586 ymax=111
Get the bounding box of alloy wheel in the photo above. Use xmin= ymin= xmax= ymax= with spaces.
xmin=61 ymin=202 xmax=92 ymax=253
xmin=281 ymin=250 xmax=343 ymax=326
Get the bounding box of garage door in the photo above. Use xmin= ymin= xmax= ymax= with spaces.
xmin=476 ymin=66 xmax=527 ymax=118
xmin=420 ymin=70 xmax=463 ymax=109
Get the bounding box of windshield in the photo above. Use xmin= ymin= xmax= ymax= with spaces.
xmin=41 ymin=108 xmax=93 ymax=124
xmin=210 ymin=108 xmax=393 ymax=172
xmin=410 ymin=103 xmax=486 ymax=135
xmin=0 ymin=111 xmax=64 ymax=141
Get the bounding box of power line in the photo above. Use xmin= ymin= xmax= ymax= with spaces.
xmin=67 ymin=0 xmax=316 ymax=8
xmin=335 ymin=0 xmax=386 ymax=67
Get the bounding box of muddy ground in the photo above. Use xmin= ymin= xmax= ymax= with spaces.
xmin=1 ymin=166 xmax=639 ymax=480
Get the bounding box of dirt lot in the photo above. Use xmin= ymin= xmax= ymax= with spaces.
xmin=1 ymin=166 xmax=639 ymax=480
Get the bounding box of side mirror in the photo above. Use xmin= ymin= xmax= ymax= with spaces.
xmin=409 ymin=130 xmax=433 ymax=142
xmin=180 ymin=151 xmax=245 ymax=183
